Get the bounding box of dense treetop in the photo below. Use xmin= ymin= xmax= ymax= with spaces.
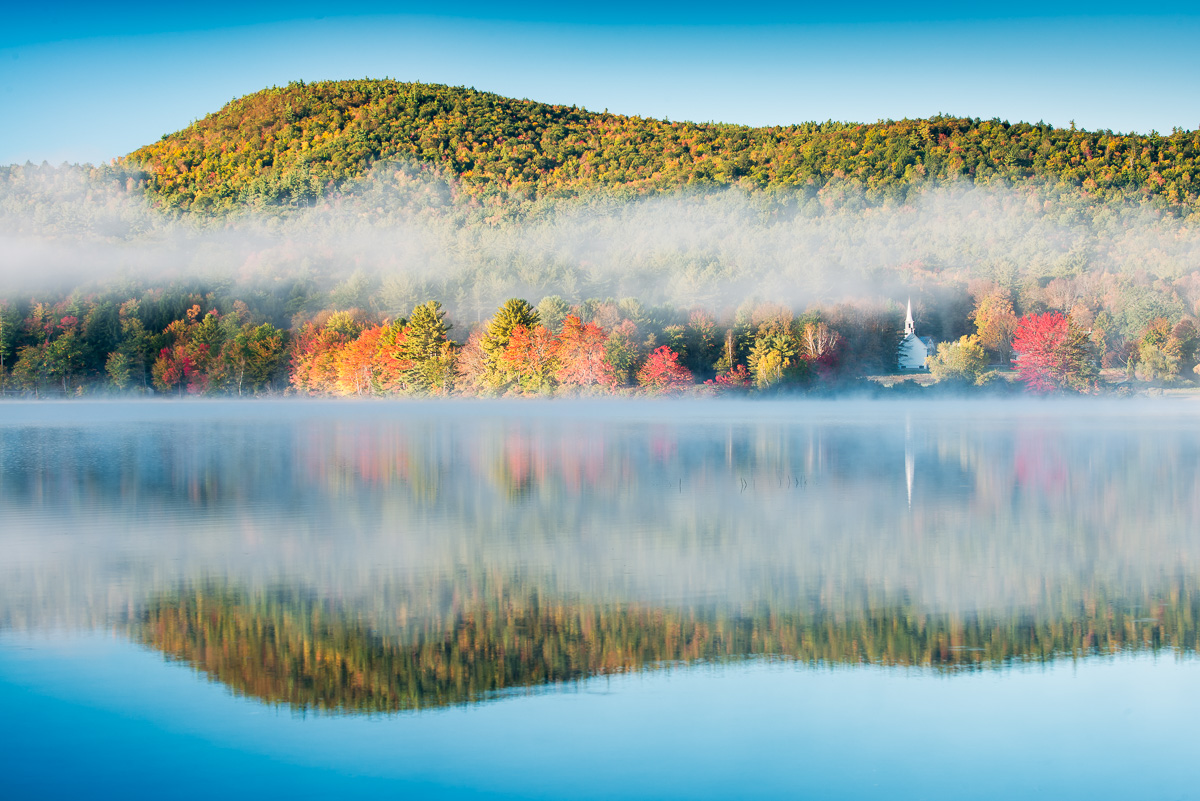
xmin=124 ymin=80 xmax=1200 ymax=215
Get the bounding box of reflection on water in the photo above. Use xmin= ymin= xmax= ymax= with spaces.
xmin=3 ymin=399 xmax=1200 ymax=714
xmin=133 ymin=582 xmax=1200 ymax=714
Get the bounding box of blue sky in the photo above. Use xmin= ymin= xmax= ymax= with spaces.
xmin=2 ymin=2 xmax=1198 ymax=164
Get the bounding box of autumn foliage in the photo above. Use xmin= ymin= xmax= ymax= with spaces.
xmin=1011 ymin=312 xmax=1098 ymax=393
xmin=637 ymin=346 xmax=694 ymax=394
xmin=706 ymin=364 xmax=752 ymax=391
xmin=555 ymin=315 xmax=616 ymax=390
xmin=126 ymin=80 xmax=1200 ymax=217
xmin=11 ymin=285 xmax=1194 ymax=400
xmin=498 ymin=324 xmax=560 ymax=395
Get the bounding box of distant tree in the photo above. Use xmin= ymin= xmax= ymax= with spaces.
xmin=454 ymin=330 xmax=492 ymax=396
xmin=398 ymin=301 xmax=453 ymax=394
xmin=705 ymin=364 xmax=752 ymax=392
xmin=556 ymin=315 xmax=616 ymax=390
xmin=290 ymin=323 xmax=351 ymax=394
xmin=801 ymin=321 xmax=840 ymax=360
xmin=1136 ymin=343 xmax=1181 ymax=383
xmin=801 ymin=321 xmax=841 ymax=376
xmin=105 ymin=351 xmax=132 ymax=391
xmin=748 ymin=331 xmax=810 ymax=390
xmin=1091 ymin=310 xmax=1120 ymax=367
xmin=971 ymin=290 xmax=1017 ymax=362
xmin=12 ymin=344 xmax=49 ymax=397
xmin=0 ymin=304 xmax=17 ymax=385
xmin=480 ymin=298 xmax=539 ymax=389
xmin=499 ymin=324 xmax=560 ymax=395
xmin=370 ymin=322 xmax=411 ymax=394
xmin=927 ymin=334 xmax=990 ymax=385
xmin=712 ymin=327 xmax=741 ymax=376
xmin=153 ymin=344 xmax=206 ymax=395
xmin=224 ymin=323 xmax=287 ymax=396
xmin=536 ymin=296 xmax=570 ymax=334
xmin=683 ymin=310 xmax=720 ymax=377
xmin=1172 ymin=318 xmax=1199 ymax=372
xmin=636 ymin=346 xmax=692 ymax=394
xmin=335 ymin=326 xmax=384 ymax=396
xmin=116 ymin=299 xmax=155 ymax=389
xmin=322 ymin=309 xmax=368 ymax=339
xmin=1011 ymin=312 xmax=1098 ymax=393
xmin=45 ymin=318 xmax=85 ymax=394
xmin=604 ymin=320 xmax=641 ymax=387
xmin=1133 ymin=317 xmax=1183 ymax=382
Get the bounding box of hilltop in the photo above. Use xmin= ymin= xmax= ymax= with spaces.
xmin=124 ymin=79 xmax=1200 ymax=215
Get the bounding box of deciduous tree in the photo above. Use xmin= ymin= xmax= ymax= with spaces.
xmin=749 ymin=331 xmax=810 ymax=389
xmin=556 ymin=315 xmax=615 ymax=390
xmin=636 ymin=346 xmax=692 ymax=394
xmin=705 ymin=364 xmax=752 ymax=392
xmin=480 ymin=298 xmax=539 ymax=389
xmin=1011 ymin=312 xmax=1098 ymax=393
xmin=927 ymin=334 xmax=990 ymax=385
xmin=971 ymin=290 xmax=1017 ymax=362
xmin=499 ymin=324 xmax=560 ymax=394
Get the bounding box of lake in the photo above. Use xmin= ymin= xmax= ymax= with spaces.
xmin=2 ymin=399 xmax=1199 ymax=800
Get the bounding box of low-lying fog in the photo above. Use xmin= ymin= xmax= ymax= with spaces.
xmin=3 ymin=162 xmax=1198 ymax=322
xmin=1 ymin=398 xmax=1197 ymax=630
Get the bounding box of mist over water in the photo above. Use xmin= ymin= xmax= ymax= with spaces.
xmin=3 ymin=398 xmax=1198 ymax=635
xmin=4 ymin=399 xmax=1200 ymax=800
xmin=3 ymin=163 xmax=1198 ymax=322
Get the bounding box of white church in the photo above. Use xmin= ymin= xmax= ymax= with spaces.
xmin=897 ymin=300 xmax=937 ymax=370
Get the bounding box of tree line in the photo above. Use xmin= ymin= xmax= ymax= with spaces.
xmin=2 ymin=281 xmax=1198 ymax=397
xmin=133 ymin=582 xmax=1200 ymax=714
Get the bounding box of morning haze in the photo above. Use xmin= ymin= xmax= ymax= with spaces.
xmin=2 ymin=30 xmax=1199 ymax=798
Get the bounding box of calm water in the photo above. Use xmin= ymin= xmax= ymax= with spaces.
xmin=2 ymin=399 xmax=1199 ymax=799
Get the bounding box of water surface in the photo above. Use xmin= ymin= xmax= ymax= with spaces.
xmin=2 ymin=399 xmax=1198 ymax=798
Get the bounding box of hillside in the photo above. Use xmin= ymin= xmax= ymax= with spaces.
xmin=125 ymin=79 xmax=1200 ymax=215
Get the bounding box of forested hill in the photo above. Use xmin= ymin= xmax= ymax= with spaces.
xmin=124 ymin=79 xmax=1200 ymax=215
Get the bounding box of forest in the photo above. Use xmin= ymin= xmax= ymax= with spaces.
xmin=0 ymin=276 xmax=1196 ymax=398
xmin=123 ymin=80 xmax=1200 ymax=217
xmin=3 ymin=80 xmax=1200 ymax=398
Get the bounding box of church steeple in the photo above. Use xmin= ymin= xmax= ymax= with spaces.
xmin=905 ymin=299 xmax=915 ymax=337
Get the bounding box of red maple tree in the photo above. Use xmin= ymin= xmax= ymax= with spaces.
xmin=1011 ymin=312 xmax=1098 ymax=393
xmin=636 ymin=346 xmax=693 ymax=394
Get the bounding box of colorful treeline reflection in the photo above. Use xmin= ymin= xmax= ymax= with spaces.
xmin=2 ymin=401 xmax=1199 ymax=718
xmin=132 ymin=581 xmax=1200 ymax=714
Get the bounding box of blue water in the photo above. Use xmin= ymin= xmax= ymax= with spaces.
xmin=2 ymin=399 xmax=1199 ymax=799
xmin=3 ymin=632 xmax=1197 ymax=800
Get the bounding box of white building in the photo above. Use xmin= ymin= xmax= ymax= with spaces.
xmin=897 ymin=300 xmax=936 ymax=370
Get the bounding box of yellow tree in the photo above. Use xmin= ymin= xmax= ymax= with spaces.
xmin=927 ymin=334 xmax=990 ymax=385
xmin=970 ymin=290 xmax=1017 ymax=363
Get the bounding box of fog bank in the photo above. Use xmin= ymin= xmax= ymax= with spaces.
xmin=2 ymin=162 xmax=1198 ymax=326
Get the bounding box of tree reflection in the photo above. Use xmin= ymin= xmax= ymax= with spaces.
xmin=133 ymin=581 xmax=1200 ymax=715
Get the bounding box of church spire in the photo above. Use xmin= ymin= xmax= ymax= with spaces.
xmin=905 ymin=298 xmax=915 ymax=337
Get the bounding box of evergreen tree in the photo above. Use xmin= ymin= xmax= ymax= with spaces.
xmin=399 ymin=301 xmax=454 ymax=394
xmin=480 ymin=298 xmax=539 ymax=389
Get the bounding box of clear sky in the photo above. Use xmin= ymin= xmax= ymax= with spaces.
xmin=2 ymin=2 xmax=1198 ymax=165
